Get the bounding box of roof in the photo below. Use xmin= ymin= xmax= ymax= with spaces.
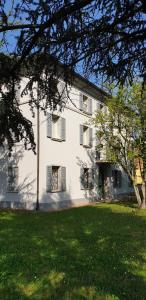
xmin=73 ymin=72 xmax=107 ymax=102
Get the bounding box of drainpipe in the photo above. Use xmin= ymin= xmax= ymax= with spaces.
xmin=36 ymin=104 xmax=40 ymax=210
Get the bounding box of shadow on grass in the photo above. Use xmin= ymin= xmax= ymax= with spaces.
xmin=0 ymin=204 xmax=146 ymax=300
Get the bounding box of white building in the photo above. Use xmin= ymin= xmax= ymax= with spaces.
xmin=0 ymin=73 xmax=133 ymax=210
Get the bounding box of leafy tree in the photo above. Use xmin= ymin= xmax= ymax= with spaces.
xmin=92 ymin=83 xmax=146 ymax=208
xmin=0 ymin=0 xmax=145 ymax=150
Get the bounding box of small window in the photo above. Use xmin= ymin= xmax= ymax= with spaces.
xmin=52 ymin=166 xmax=59 ymax=192
xmin=47 ymin=113 xmax=66 ymax=141
xmin=80 ymin=125 xmax=92 ymax=147
xmin=46 ymin=166 xmax=66 ymax=192
xmin=95 ymin=149 xmax=100 ymax=160
xmin=95 ymin=144 xmax=103 ymax=160
xmin=7 ymin=166 xmax=18 ymax=192
xmin=52 ymin=115 xmax=60 ymax=139
xmin=83 ymin=125 xmax=89 ymax=147
xmin=79 ymin=93 xmax=92 ymax=115
xmin=80 ymin=168 xmax=94 ymax=190
xmin=84 ymin=168 xmax=90 ymax=189
xmin=83 ymin=95 xmax=88 ymax=112
xmin=112 ymin=170 xmax=122 ymax=188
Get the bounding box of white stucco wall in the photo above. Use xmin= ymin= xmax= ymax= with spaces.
xmin=0 ymin=78 xmax=133 ymax=210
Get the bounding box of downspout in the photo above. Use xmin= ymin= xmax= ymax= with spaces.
xmin=36 ymin=104 xmax=40 ymax=210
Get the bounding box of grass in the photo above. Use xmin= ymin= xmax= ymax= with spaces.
xmin=0 ymin=203 xmax=146 ymax=300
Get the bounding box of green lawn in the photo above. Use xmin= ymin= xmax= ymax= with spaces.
xmin=0 ymin=203 xmax=146 ymax=300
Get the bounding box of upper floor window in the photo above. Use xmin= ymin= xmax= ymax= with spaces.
xmin=95 ymin=144 xmax=104 ymax=160
xmin=79 ymin=93 xmax=92 ymax=115
xmin=47 ymin=113 xmax=66 ymax=141
xmin=7 ymin=165 xmax=18 ymax=192
xmin=80 ymin=125 xmax=93 ymax=148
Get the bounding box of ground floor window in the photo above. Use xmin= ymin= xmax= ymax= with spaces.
xmin=46 ymin=165 xmax=66 ymax=192
xmin=80 ymin=167 xmax=94 ymax=189
xmin=112 ymin=170 xmax=122 ymax=188
xmin=7 ymin=166 xmax=18 ymax=192
xmin=52 ymin=166 xmax=59 ymax=192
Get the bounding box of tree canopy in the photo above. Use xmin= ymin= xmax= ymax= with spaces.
xmin=0 ymin=0 xmax=146 ymax=150
xmin=92 ymin=82 xmax=146 ymax=208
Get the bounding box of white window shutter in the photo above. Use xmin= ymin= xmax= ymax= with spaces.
xmin=60 ymin=117 xmax=66 ymax=141
xmin=88 ymin=99 xmax=92 ymax=115
xmin=89 ymin=168 xmax=94 ymax=189
xmin=47 ymin=113 xmax=52 ymax=138
xmin=80 ymin=167 xmax=85 ymax=190
xmin=89 ymin=128 xmax=93 ymax=147
xmin=46 ymin=166 xmax=52 ymax=192
xmin=96 ymin=101 xmax=100 ymax=111
xmin=80 ymin=125 xmax=83 ymax=145
xmin=61 ymin=167 xmax=66 ymax=191
xmin=79 ymin=93 xmax=83 ymax=110
xmin=58 ymin=81 xmax=66 ymax=102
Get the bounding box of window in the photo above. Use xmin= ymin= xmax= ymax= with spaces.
xmin=79 ymin=93 xmax=92 ymax=115
xmin=52 ymin=115 xmax=60 ymax=139
xmin=97 ymin=103 xmax=107 ymax=113
xmin=95 ymin=144 xmax=104 ymax=160
xmin=7 ymin=166 xmax=18 ymax=192
xmin=83 ymin=95 xmax=88 ymax=112
xmin=95 ymin=149 xmax=100 ymax=160
xmin=80 ymin=125 xmax=93 ymax=147
xmin=47 ymin=113 xmax=66 ymax=141
xmin=83 ymin=125 xmax=89 ymax=146
xmin=52 ymin=166 xmax=59 ymax=191
xmin=112 ymin=170 xmax=122 ymax=188
xmin=80 ymin=168 xmax=94 ymax=189
xmin=46 ymin=166 xmax=66 ymax=192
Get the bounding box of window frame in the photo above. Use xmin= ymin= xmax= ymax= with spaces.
xmin=112 ymin=170 xmax=122 ymax=188
xmin=47 ymin=113 xmax=66 ymax=142
xmin=7 ymin=165 xmax=18 ymax=193
xmin=46 ymin=165 xmax=66 ymax=193
xmin=80 ymin=167 xmax=94 ymax=190
xmin=51 ymin=166 xmax=60 ymax=192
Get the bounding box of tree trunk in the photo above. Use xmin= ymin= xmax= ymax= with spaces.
xmin=141 ymin=181 xmax=146 ymax=208
xmin=133 ymin=184 xmax=141 ymax=207
xmin=134 ymin=183 xmax=146 ymax=209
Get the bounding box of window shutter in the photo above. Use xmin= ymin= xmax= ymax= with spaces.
xmin=80 ymin=125 xmax=83 ymax=145
xmin=79 ymin=93 xmax=83 ymax=110
xmin=112 ymin=170 xmax=116 ymax=188
xmin=15 ymin=167 xmax=19 ymax=187
xmin=60 ymin=117 xmax=66 ymax=141
xmin=118 ymin=171 xmax=122 ymax=188
xmin=89 ymin=128 xmax=93 ymax=147
xmin=8 ymin=166 xmax=18 ymax=191
xmin=58 ymin=81 xmax=66 ymax=101
xmin=88 ymin=99 xmax=92 ymax=115
xmin=95 ymin=134 xmax=99 ymax=158
xmin=46 ymin=166 xmax=52 ymax=192
xmin=60 ymin=167 xmax=66 ymax=191
xmin=80 ymin=167 xmax=85 ymax=190
xmin=96 ymin=101 xmax=100 ymax=111
xmin=47 ymin=113 xmax=52 ymax=138
xmin=89 ymin=168 xmax=94 ymax=189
